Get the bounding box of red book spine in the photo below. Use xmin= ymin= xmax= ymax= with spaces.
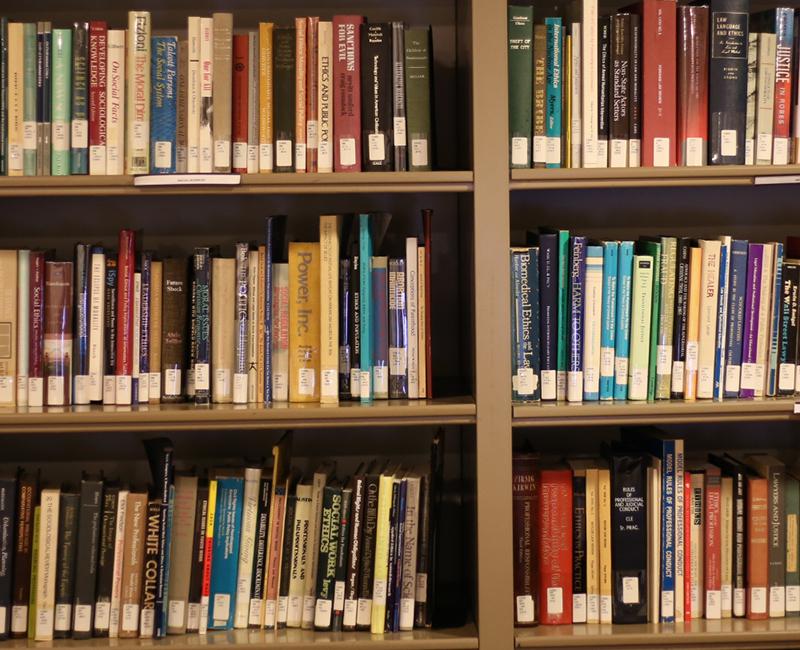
xmin=641 ymin=0 xmax=677 ymax=167
xmin=88 ymin=21 xmax=108 ymax=168
xmin=306 ymin=17 xmax=319 ymax=173
xmin=115 ymin=230 xmax=135 ymax=396
xmin=773 ymin=11 xmax=793 ymax=161
xmin=746 ymin=476 xmax=769 ymax=620
xmin=684 ymin=472 xmax=692 ymax=621
xmin=423 ymin=208 xmax=433 ymax=398
xmin=232 ymin=34 xmax=249 ymax=174
xmin=28 ymin=252 xmax=45 ymax=384
xmin=704 ymin=469 xmax=722 ymax=618
xmin=333 ymin=15 xmax=364 ymax=172
xmin=676 ymin=6 xmax=708 ymax=166
xmin=537 ymin=468 xmax=573 ymax=625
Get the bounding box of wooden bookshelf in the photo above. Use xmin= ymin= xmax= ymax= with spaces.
xmin=514 ymin=619 xmax=800 ymax=649
xmin=2 ymin=625 xmax=479 ymax=649
xmin=0 ymin=398 xmax=476 ymax=433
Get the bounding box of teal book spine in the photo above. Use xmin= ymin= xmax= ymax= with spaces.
xmin=70 ymin=22 xmax=88 ymax=173
xmin=508 ymin=6 xmax=533 ymax=168
xmin=556 ymin=229 xmax=570 ymax=400
xmin=150 ymin=36 xmax=178 ymax=174
xmin=22 ymin=23 xmax=36 ymax=175
xmin=51 ymin=28 xmax=71 ymax=175
xmin=359 ymin=214 xmax=373 ymax=402
xmin=614 ymin=241 xmax=634 ymax=400
xmin=600 ymin=241 xmax=618 ymax=400
xmin=638 ymin=240 xmax=661 ymax=400
xmin=208 ymin=476 xmax=243 ymax=630
xmin=545 ymin=17 xmax=562 ymax=169
xmin=767 ymin=242 xmax=784 ymax=396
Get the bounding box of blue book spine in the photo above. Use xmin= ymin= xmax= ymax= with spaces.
xmin=613 ymin=241 xmax=634 ymax=400
xmin=70 ymin=22 xmax=88 ymax=174
xmin=529 ymin=247 xmax=541 ymax=402
xmin=392 ymin=479 xmax=408 ymax=631
xmin=538 ymin=233 xmax=558 ymax=400
xmin=768 ymin=242 xmax=784 ymax=395
xmin=600 ymin=241 xmax=618 ymax=400
xmin=139 ymin=252 xmax=152 ymax=403
xmin=150 ymin=36 xmax=177 ymax=174
xmin=567 ymin=236 xmax=586 ymax=402
xmin=545 ymin=18 xmax=562 ymax=169
xmin=158 ymin=483 xmax=175 ymax=637
xmin=209 ymin=477 xmax=244 ymax=630
xmin=724 ymin=240 xmax=748 ymax=398
xmin=660 ymin=439 xmax=676 ymax=622
xmin=74 ymin=244 xmax=90 ymax=403
xmin=511 ymin=251 xmax=520 ymax=400
xmin=713 ymin=240 xmax=729 ymax=400
xmin=193 ymin=248 xmax=211 ymax=404
xmin=359 ymin=215 xmax=373 ymax=402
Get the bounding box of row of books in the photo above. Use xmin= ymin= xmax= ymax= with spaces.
xmin=0 ymin=431 xmax=444 ymax=640
xmin=513 ymin=430 xmax=798 ymax=626
xmin=511 ymin=233 xmax=799 ymax=402
xmin=0 ymin=12 xmax=434 ymax=176
xmin=0 ymin=212 xmax=433 ymax=407
xmin=508 ymin=1 xmax=800 ymax=169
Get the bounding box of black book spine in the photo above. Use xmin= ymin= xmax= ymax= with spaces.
xmin=93 ymin=485 xmax=119 ymax=636
xmin=277 ymin=493 xmax=297 ymax=629
xmin=192 ymin=249 xmax=211 ymax=405
xmin=0 ymin=477 xmax=17 ymax=640
xmin=424 ymin=432 xmax=444 ymax=629
xmin=778 ymin=261 xmax=800 ymax=395
xmin=314 ymin=485 xmax=342 ymax=630
xmin=72 ymin=477 xmax=103 ymax=639
xmin=414 ymin=473 xmax=431 ymax=628
xmin=598 ymin=16 xmax=611 ymax=161
xmin=339 ymin=258 xmax=352 ymax=399
xmin=343 ymin=475 xmax=364 ymax=630
xmin=629 ymin=13 xmax=641 ymax=161
xmin=273 ymin=27 xmax=296 ymax=173
xmin=539 ymin=234 xmax=558 ymax=397
xmin=357 ymin=472 xmax=380 ymax=629
xmin=11 ymin=475 xmax=36 ymax=638
xmin=671 ymin=238 xmax=691 ymax=398
xmin=384 ymin=478 xmax=400 ymax=631
xmin=572 ymin=474 xmax=587 ymax=623
xmin=610 ymin=452 xmax=647 ymax=624
xmin=332 ymin=485 xmax=352 ymax=631
xmin=248 ymin=477 xmax=272 ymax=627
xmin=360 ymin=23 xmax=393 ymax=170
xmin=709 ymin=0 xmax=748 ymax=164
xmin=185 ymin=482 xmax=208 ymax=633
xmin=610 ymin=14 xmax=631 ymax=161
xmin=350 ymin=253 xmax=361 ymax=400
xmin=54 ymin=492 xmax=80 ymax=638
xmin=391 ymin=478 xmax=407 ymax=632
xmin=392 ymin=22 xmax=407 ymax=170
xmin=70 ymin=21 xmax=89 ymax=173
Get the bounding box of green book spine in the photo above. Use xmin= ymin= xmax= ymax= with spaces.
xmin=508 ymin=6 xmax=533 ymax=168
xmin=51 ymin=28 xmax=71 ymax=175
xmin=638 ymin=240 xmax=661 ymax=400
xmin=27 ymin=506 xmax=40 ymax=640
xmin=787 ymin=475 xmax=800 ymax=616
xmin=22 ymin=23 xmax=36 ymax=175
xmin=404 ymin=26 xmax=432 ymax=171
xmin=655 ymin=237 xmax=677 ymax=399
xmin=628 ymin=254 xmax=653 ymax=401
xmin=70 ymin=22 xmax=88 ymax=174
xmin=556 ymin=229 xmax=570 ymax=400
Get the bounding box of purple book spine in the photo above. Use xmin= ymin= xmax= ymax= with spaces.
xmin=739 ymin=243 xmax=763 ymax=398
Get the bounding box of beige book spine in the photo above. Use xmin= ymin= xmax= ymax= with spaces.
xmin=187 ymin=17 xmax=201 ymax=172
xmin=598 ymin=467 xmax=612 ymax=624
xmin=211 ymin=258 xmax=235 ymax=403
xmin=106 ymin=29 xmax=125 ymax=175
xmin=754 ymin=243 xmax=774 ymax=397
xmin=288 ymin=243 xmax=320 ymax=402
xmin=684 ymin=247 xmax=702 ymax=401
xmin=287 ymin=483 xmax=313 ymax=627
xmin=317 ymin=21 xmax=333 ymax=172
xmin=119 ymin=493 xmax=147 ymax=638
xmin=234 ymin=467 xmax=261 ymax=628
xmin=109 ymin=490 xmax=129 ymax=638
xmin=0 ymin=250 xmax=18 ymax=405
xmin=166 ymin=476 xmax=198 ymax=634
xmin=34 ymin=488 xmax=59 ymax=641
xmin=7 ymin=23 xmax=23 ymax=176
xmin=212 ymin=12 xmax=233 ymax=172
xmin=256 ymin=247 xmax=266 ymax=401
xmin=305 ymin=17 xmax=319 ymax=172
xmin=585 ymin=467 xmax=599 ymax=624
xmin=302 ymin=470 xmax=328 ymax=628
xmin=199 ymin=17 xmax=214 ymax=172
xmin=149 ymin=261 xmax=162 ymax=403
xmin=417 ymin=246 xmax=427 ymax=399
xmin=721 ymin=476 xmax=734 ymax=618
xmin=273 ymin=263 xmax=290 ymax=402
xmin=697 ymin=240 xmax=721 ymax=399
xmin=294 ymin=18 xmax=307 ymax=173
xmin=126 ymin=11 xmax=151 ymax=174
xmin=319 ymin=215 xmax=339 ymax=404
xmin=258 ymin=23 xmax=274 ymax=172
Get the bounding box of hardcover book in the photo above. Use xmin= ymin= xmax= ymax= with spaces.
xmin=361 ymin=23 xmax=393 ymax=170
xmin=333 ymin=16 xmax=364 ymax=171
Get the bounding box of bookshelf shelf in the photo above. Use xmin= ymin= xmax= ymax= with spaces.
xmin=514 ymin=619 xmax=800 ymax=649
xmin=3 ymin=624 xmax=479 ymax=649
xmin=510 ymin=165 xmax=800 ymax=190
xmin=0 ymin=397 xmax=476 ymax=433
xmin=0 ymin=172 xmax=474 ymax=197
xmin=512 ymin=397 xmax=799 ymax=427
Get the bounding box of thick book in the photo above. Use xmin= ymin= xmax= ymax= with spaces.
xmin=703 ymin=465 xmax=723 ymax=619
xmin=361 ymin=23 xmax=393 ymax=170
xmin=724 ymin=240 xmax=749 ymax=397
xmin=677 ymin=6 xmax=709 ymax=166
xmin=234 ymin=467 xmax=261 ymax=628
xmin=88 ymin=248 xmax=105 ymax=403
xmin=513 ymin=453 xmax=537 ymax=625
xmin=286 ymin=481 xmax=312 ymax=628
xmin=597 ymin=17 xmax=610 ymax=167
xmin=313 ymin=483 xmax=343 ymax=630
xmin=739 ymin=243 xmax=764 ymax=398
xmin=388 ymin=258 xmax=408 ymax=398
xmin=786 ymin=474 xmax=800 ymax=615
xmin=160 ymin=258 xmax=188 ymax=402
xmin=610 ymin=14 xmax=631 ymax=167
xmin=511 ymin=248 xmax=538 ymax=401
xmin=778 ymin=259 xmax=800 ymax=394
xmin=320 ymin=215 xmax=340 ymax=403
xmin=583 ymin=245 xmax=603 ymax=400
xmin=211 ymin=13 xmax=233 ymax=172
xmin=21 ymin=23 xmax=36 ymax=176
xmin=636 ymin=239 xmax=661 ymax=401
xmin=755 ymin=33 xmax=776 ymax=165
xmin=232 ymin=34 xmax=249 ymax=174
xmin=333 ymin=16 xmax=364 ymax=171
xmin=697 ymin=240 xmax=722 ymax=398
xmin=671 ymin=238 xmax=690 ymax=398
xmin=272 ymin=27 xmax=295 ymax=172
xmin=192 ymin=248 xmax=211 ymax=405
xmin=50 ymin=28 xmax=71 ymax=175
xmin=508 ymin=6 xmax=533 ymax=168
xmin=210 ymin=258 xmax=235 ymax=403
xmin=247 ymin=476 xmax=271 ymax=628
xmin=70 ymin=22 xmax=89 ymax=174
xmin=533 ymin=24 xmax=547 ymax=167
xmin=126 ymin=12 xmax=150 ymax=173
xmin=166 ymin=475 xmax=197 ymax=634
xmin=567 ymin=236 xmax=587 ymax=403
xmin=28 ymin=251 xmax=46 ymax=407
xmin=655 ymin=238 xmax=678 ymax=399
xmin=185 ymin=482 xmax=208 ymax=633
xmin=208 ymin=475 xmax=243 ymax=630
xmin=93 ymin=484 xmax=118 ymax=636
xmin=745 ymin=32 xmax=757 ymax=164
xmin=0 ymin=251 xmax=17 ymax=406
xmin=404 ymin=27 xmax=433 ymax=171
xmin=754 ymin=244 xmax=775 ymax=398
xmin=538 ymin=468 xmax=572 ymax=625
xmin=150 ymin=37 xmax=178 ymax=173
xmin=628 ymin=254 xmax=654 ymax=401
xmin=683 ymin=246 xmax=702 ymax=400
xmin=106 ymin=29 xmax=124 ymax=174
xmin=746 ymin=474 xmax=768 ymax=619
xmin=44 ymin=261 xmax=73 ymax=406
xmin=569 ymin=467 xmax=587 ymax=623
xmin=119 ymin=491 xmax=147 ymax=638
xmin=287 ymin=242 xmax=320 ymax=402
xmin=72 ymin=476 xmax=103 ymax=638
xmin=10 ymin=472 xmax=37 ymax=638
xmin=546 ymin=17 xmax=563 ymax=168
xmin=0 ymin=477 xmax=16 ymax=640
xmin=35 ymin=490 xmax=60 ymax=641
xmin=538 ymin=233 xmax=558 ymax=400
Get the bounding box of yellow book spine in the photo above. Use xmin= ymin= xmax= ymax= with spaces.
xmin=0 ymin=250 xmax=18 ymax=405
xmin=370 ymin=473 xmax=394 ymax=634
xmin=258 ymin=23 xmax=274 ymax=172
xmin=684 ymin=247 xmax=702 ymax=400
xmin=7 ymin=23 xmax=23 ymax=176
xmin=598 ymin=468 xmax=612 ymax=624
xmin=585 ymin=468 xmax=599 ymax=624
xmin=201 ymin=480 xmax=217 ymax=635
xmin=319 ymin=216 xmax=339 ymax=404
xmin=27 ymin=505 xmax=40 ymax=639
xmin=288 ymin=242 xmax=320 ymax=402
xmin=149 ymin=261 xmax=162 ymax=404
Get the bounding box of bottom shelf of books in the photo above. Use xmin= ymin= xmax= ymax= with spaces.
xmin=0 ymin=427 xmax=473 ymax=647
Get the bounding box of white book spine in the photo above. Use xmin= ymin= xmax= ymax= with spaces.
xmin=583 ymin=251 xmax=603 ymax=398
xmin=317 ymin=22 xmax=333 ymax=173
xmin=247 ymin=31 xmax=259 ymax=174
xmin=745 ymin=33 xmax=757 ymax=165
xmin=399 ymin=477 xmax=421 ymax=630
xmin=272 ymin=263 xmax=289 ymax=402
xmin=126 ymin=11 xmax=151 ymax=174
xmin=17 ymin=250 xmax=29 ymax=407
xmin=417 ymin=248 xmax=427 ymax=399
xmin=320 ymin=216 xmax=339 ymax=403
xmin=106 ymin=30 xmax=125 ymax=175
xmin=287 ymin=489 xmax=311 ymax=628
xmin=755 ymin=33 xmax=776 ymax=166
xmin=247 ymin=251 xmax=259 ymax=402
xmin=570 ymin=23 xmax=582 ymax=168
xmin=234 ymin=467 xmax=262 ymax=628
xmin=109 ymin=490 xmax=128 ymax=638
xmin=581 ymin=0 xmax=599 ymax=168
xmin=697 ymin=240 xmax=721 ymax=398
xmin=88 ymin=251 xmax=105 ymax=402
xmin=198 ymin=17 xmax=214 ymax=173
xmin=406 ymin=238 xmax=420 ymax=399
xmin=690 ymin=476 xmax=704 ymax=619
xmin=754 ymin=243 xmax=774 ymax=397
xmin=35 ymin=489 xmax=60 ymax=641
xmin=187 ymin=17 xmax=201 ymax=173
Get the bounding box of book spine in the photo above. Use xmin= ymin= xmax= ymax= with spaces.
xmin=94 ymin=487 xmax=118 ymax=636
xmin=257 ymin=22 xmax=273 ymax=172
xmin=150 ymin=37 xmax=178 ymax=174
xmin=597 ymin=17 xmax=610 ymax=167
xmin=508 ymin=6 xmax=533 ymax=168
xmin=0 ymin=479 xmax=16 ymax=640
xmin=192 ymin=248 xmax=211 ymax=405
xmin=714 ymin=239 xmax=730 ymax=400
xmin=747 ymin=477 xmax=768 ymax=619
xmin=538 ymin=470 xmax=573 ymax=625
xmin=198 ymin=17 xmax=213 ymax=172
xmin=332 ymin=485 xmax=352 ymax=631
xmin=313 ymin=486 xmax=342 ymax=630
xmin=234 ymin=244 xmax=249 ymax=404
xmin=361 ymin=23 xmax=393 ymax=170
xmin=234 ymin=468 xmax=261 ymax=628
xmin=187 ymin=17 xmax=201 ymax=173
xmin=629 ymin=14 xmax=642 ymax=166
xmin=343 ymin=476 xmax=364 ymax=630
xmin=404 ymin=27 xmax=432 ymax=170
xmin=599 ymin=242 xmax=618 ymax=400
xmin=306 ymin=17 xmax=319 ymax=173
xmin=583 ymin=246 xmax=603 ymax=400
xmin=511 ymin=250 xmax=534 ymax=400
xmin=106 ymin=30 xmax=124 ymax=175
xmin=176 ymin=40 xmax=187 ymax=173
xmin=273 ymin=27 xmax=295 ymax=172
xmin=705 ymin=471 xmax=722 ymax=619
xmin=210 ymin=258 xmax=234 ymax=404
xmin=287 ymin=243 xmax=320 ymax=402
xmin=539 ymin=234 xmax=558 ymax=400
xmin=138 ymin=254 xmax=152 ymax=404
xmin=50 ymin=29 xmax=71 ymax=175
xmin=246 ymin=252 xmax=259 ymax=402
xmin=357 ymin=473 xmax=379 ymax=629
xmin=613 ymin=242 xmax=633 ymax=400
xmin=546 ymin=18 xmax=563 ymax=168
xmin=656 ymin=238 xmax=678 ymax=399
xmin=628 ymin=254 xmax=654 ymax=401
xmin=186 ymin=486 xmax=208 ymax=632
xmin=70 ymin=22 xmax=88 ymax=173
xmin=247 ymin=478 xmax=270 ymax=627
xmin=756 ymin=33 xmax=776 ymax=165
xmin=102 ymin=256 xmax=117 ymax=404
xmin=44 ymin=262 xmax=73 ymax=406
xmin=697 ymin=240 xmax=721 ymax=399
xmin=73 ymin=478 xmax=103 ymax=638
xmin=275 ymin=490 xmax=294 ymax=628
xmin=231 ymin=34 xmax=248 ymax=174
xmin=767 ymin=465 xmax=786 ymax=617
xmin=148 ymin=261 xmax=162 ymax=402
xmin=0 ymin=19 xmax=7 ymax=176
xmin=7 ymin=23 xmax=23 ymax=176
xmin=568 ymin=24 xmax=582 ymax=168
xmin=778 ymin=261 xmax=799 ymax=394
xmin=320 ymin=215 xmax=340 ymax=403
xmin=772 ymin=9 xmax=794 ymax=164
xmin=642 ymin=0 xmax=677 ymax=166
xmin=211 ymin=13 xmax=233 ymax=173
xmin=746 ymin=33 xmax=757 ymax=164
xmin=405 ymin=238 xmax=418 ymax=399
xmin=677 ymin=6 xmax=709 ymax=166
xmin=126 ymin=12 xmax=150 ymax=173
xmin=740 ymin=244 xmax=764 ymax=398
xmin=88 ymin=248 xmax=105 ymax=402
xmin=36 ymin=490 xmax=60 ymax=641
xmin=684 ymin=247 xmax=702 ymax=400
xmin=262 ymin=482 xmax=285 ymax=629
xmin=287 ymin=485 xmax=312 ymax=628
xmin=570 ymin=474 xmax=586 ymax=624
xmin=581 ymin=0 xmax=599 ymax=167
xmin=16 ymin=251 xmax=29 ymax=407
xmin=372 ymin=258 xmax=390 ymax=398
xmin=28 ymin=253 xmax=45 ymax=407
xmin=767 ymin=243 xmax=785 ymax=396
xmin=643 ymin=242 xmax=662 ymax=401
xmin=754 ymin=244 xmax=775 ymax=397
xmin=610 ymin=14 xmax=630 ymax=167
xmin=53 ymin=492 xmax=77 ymax=639
xmin=567 ymin=236 xmax=587 ymax=403
xmin=36 ymin=22 xmax=51 ymax=177
xmin=317 ymin=22 xmax=333 ymax=172
xmin=272 ymin=263 xmax=289 ymax=402
xmin=389 ymin=259 xmax=408 ymax=398
xmin=22 ymin=24 xmax=36 ymax=176
xmin=350 ymin=254 xmax=361 ymax=399
xmin=119 ymin=493 xmax=145 ymax=638
xmin=359 ymin=220 xmax=374 ymax=401
xmin=160 ymin=259 xmax=187 ymax=402
xmin=294 ymin=18 xmax=307 ymax=173
xmin=88 ymin=21 xmax=107 ymax=174
xmin=333 ymin=16 xmax=363 ymax=171
xmin=208 ymin=478 xmax=243 ymax=630
xmin=533 ymin=25 xmax=547 ymax=167
xmin=392 ymin=23 xmax=407 ymax=170
xmin=73 ymin=244 xmax=91 ymax=404
xmin=671 ymin=239 xmax=690 ymax=397
xmin=556 ymin=230 xmax=570 ymax=400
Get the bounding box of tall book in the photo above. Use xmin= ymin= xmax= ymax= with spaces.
xmin=545 ymin=17 xmax=563 ymax=168
xmin=538 ymin=233 xmax=558 ymax=400
xmin=273 ymin=27 xmax=295 ymax=173
xmin=610 ymin=14 xmax=631 ymax=167
xmin=294 ymin=18 xmax=307 ymax=173
xmin=677 ymin=6 xmax=709 ymax=166
xmin=0 ymin=251 xmax=17 ymax=405
xmin=306 ymin=17 xmax=319 ymax=173
xmin=580 ymin=0 xmax=599 ymax=167
xmin=583 ymin=245 xmax=603 ymax=400
xmin=106 ymin=29 xmax=124 ymax=175
xmin=697 ymin=240 xmax=721 ymax=398
xmin=333 ymin=16 xmax=364 ymax=171
xmin=392 ymin=22 xmax=407 ymax=170
xmin=614 ymin=242 xmax=634 ymax=400
xmin=288 ymin=242 xmax=320 ymax=402
xmin=93 ymin=484 xmax=118 ymax=636
xmin=599 ymin=241 xmax=618 ymax=400
xmin=53 ymin=490 xmax=79 ymax=639
xmin=6 ymin=23 xmax=23 ymax=176
xmin=72 ymin=476 xmax=103 ymax=638
xmin=150 ymin=36 xmax=178 ymax=174
xmin=755 ymin=33 xmax=777 ymax=165
xmin=317 ymin=21 xmax=333 ymax=172
xmin=538 ymin=468 xmax=572 ymax=625
xmin=208 ymin=475 xmax=243 ymax=630
xmin=628 ymin=254 xmax=654 ymax=401
xmin=597 ymin=17 xmax=610 ymax=167
xmin=257 ymin=22 xmax=274 ymax=173
xmin=34 ymin=489 xmax=60 ymax=641
xmin=50 ymin=28 xmax=71 ymax=175
xmin=71 ymin=22 xmax=89 ymax=174
xmin=211 ymin=258 xmax=235 ymax=404
xmin=212 ymin=13 xmax=233 ymax=173
xmin=232 ymin=34 xmax=249 ymax=174
xmin=320 ymin=215 xmax=340 ymax=403
xmin=198 ymin=17 xmax=213 ymax=172
xmin=87 ymin=21 xmax=107 ymax=174
xmin=166 ymin=475 xmax=197 ymax=634
xmin=233 ymin=467 xmax=261 ymax=629
xmin=361 ymin=23 xmax=393 ymax=170
xmin=404 ymin=27 xmax=432 ymax=171
xmin=513 ymin=453 xmax=537 ymax=625
xmin=22 ymin=23 xmax=36 ymax=176
xmin=126 ymin=12 xmax=150 ymax=173
xmin=508 ymin=6 xmax=533 ymax=168
xmin=746 ymin=474 xmax=768 ymax=619
xmin=44 ymin=261 xmax=72 ymax=406
xmin=533 ymin=25 xmax=547 ymax=168
xmin=567 ymin=236 xmax=586 ymax=403
xmin=35 ymin=22 xmax=52 ymax=177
